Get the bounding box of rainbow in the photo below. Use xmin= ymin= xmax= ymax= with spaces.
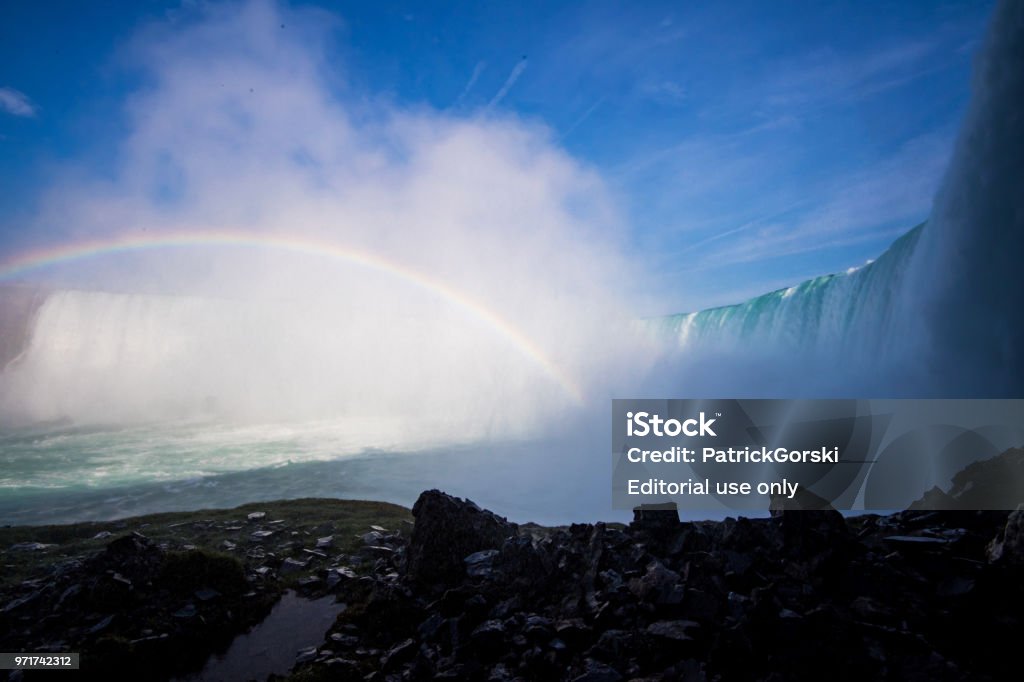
xmin=0 ymin=230 xmax=584 ymax=403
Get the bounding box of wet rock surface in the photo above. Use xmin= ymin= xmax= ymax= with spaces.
xmin=287 ymin=489 xmax=1022 ymax=682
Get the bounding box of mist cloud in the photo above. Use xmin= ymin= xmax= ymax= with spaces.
xmin=4 ymin=0 xmax=655 ymax=431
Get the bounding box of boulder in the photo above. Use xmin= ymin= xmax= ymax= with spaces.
xmin=406 ymin=490 xmax=517 ymax=586
xmin=987 ymin=504 xmax=1024 ymax=564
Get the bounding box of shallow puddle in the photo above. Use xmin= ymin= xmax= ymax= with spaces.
xmin=178 ymin=590 xmax=345 ymax=682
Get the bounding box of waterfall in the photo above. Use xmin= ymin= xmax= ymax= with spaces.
xmin=651 ymin=1 xmax=1023 ymax=398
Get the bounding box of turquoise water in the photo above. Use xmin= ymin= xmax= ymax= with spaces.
xmin=0 ymin=419 xmax=624 ymax=527
xmin=647 ymin=225 xmax=924 ymax=361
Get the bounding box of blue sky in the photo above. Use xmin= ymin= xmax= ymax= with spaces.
xmin=0 ymin=0 xmax=994 ymax=312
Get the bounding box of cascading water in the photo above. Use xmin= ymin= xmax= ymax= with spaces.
xmin=0 ymin=287 xmax=573 ymax=433
xmin=897 ymin=0 xmax=1024 ymax=397
xmin=0 ymin=1 xmax=1020 ymax=525
xmin=650 ymin=224 xmax=923 ymax=367
xmin=649 ymin=2 xmax=1022 ymax=399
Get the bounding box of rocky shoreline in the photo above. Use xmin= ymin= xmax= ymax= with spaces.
xmin=2 ymin=465 xmax=1023 ymax=680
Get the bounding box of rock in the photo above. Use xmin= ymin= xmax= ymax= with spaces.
xmin=55 ymin=584 xmax=81 ymax=609
xmin=523 ymin=614 xmax=553 ymax=640
xmin=316 ymin=535 xmax=333 ymax=549
xmin=909 ymin=486 xmax=958 ymax=510
xmin=9 ymin=542 xmax=55 ymax=551
xmin=194 ymin=587 xmax=221 ymax=601
xmin=280 ymin=557 xmax=309 ymax=574
xmin=960 ymin=451 xmax=1024 ymax=502
xmin=295 ymin=646 xmax=318 ymax=664
xmin=987 ymin=504 xmax=1024 ymax=563
xmin=883 ymin=535 xmax=952 ymax=547
xmin=631 ymin=502 xmax=680 ymax=533
xmin=769 ymin=487 xmax=849 ymax=556
xmin=629 ymin=560 xmax=683 ymax=605
xmin=361 ymin=530 xmax=385 ymax=545
xmin=382 ymin=638 xmax=416 ymax=670
xmin=556 ymin=618 xmax=591 ymax=646
xmin=247 ymin=512 xmax=266 ymax=522
xmin=465 ymin=549 xmax=500 ymax=578
xmin=572 ymin=659 xmax=623 ymax=682
xmin=683 ymin=588 xmax=720 ymax=623
xmin=647 ymin=619 xmax=699 ymax=644
xmin=172 ymin=603 xmax=197 ymax=619
xmin=406 ymin=490 xmax=517 ymax=586
xmin=87 ymin=614 xmax=114 ymax=634
xmin=3 ymin=591 xmax=41 ymax=613
xmin=250 ymin=530 xmax=275 ymax=540
xmin=326 ymin=566 xmax=358 ymax=586
xmin=470 ymin=619 xmax=507 ymax=656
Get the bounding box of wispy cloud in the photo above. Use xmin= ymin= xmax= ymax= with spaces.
xmin=685 ymin=132 xmax=953 ymax=269
xmin=757 ymin=38 xmax=944 ymax=113
xmin=0 ymin=87 xmax=38 ymax=118
xmin=453 ymin=60 xmax=486 ymax=107
xmin=639 ymin=79 xmax=686 ymax=103
xmin=560 ymin=96 xmax=605 ymax=140
xmin=488 ymin=59 xmax=527 ymax=108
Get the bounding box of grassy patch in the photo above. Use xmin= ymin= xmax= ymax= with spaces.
xmin=0 ymin=498 xmax=411 ymax=590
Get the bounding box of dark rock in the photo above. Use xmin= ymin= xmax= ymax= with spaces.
xmin=911 ymin=448 xmax=1024 ymax=510
xmin=361 ymin=530 xmax=385 ymax=545
xmin=572 ymin=658 xmax=623 ymax=682
xmin=987 ymin=504 xmax=1024 ymax=563
xmin=382 ymin=637 xmax=416 ymax=670
xmin=523 ymin=614 xmax=554 ymax=640
xmin=646 ymin=619 xmax=699 ymax=642
xmin=194 ymin=587 xmax=220 ymax=601
xmin=470 ymin=619 xmax=506 ymax=657
xmin=87 ymin=614 xmax=114 ymax=634
xmin=9 ymin=542 xmax=55 ymax=551
xmin=683 ymin=588 xmax=720 ymax=623
xmin=3 ymin=590 xmax=41 ymax=613
xmin=883 ymin=535 xmax=952 ymax=547
xmin=629 ymin=560 xmax=683 ymax=605
xmin=172 ymin=603 xmax=197 ymax=619
xmin=630 ymin=502 xmax=680 ymax=534
xmin=406 ymin=490 xmax=517 ymax=586
xmin=464 ymin=549 xmax=500 ymax=578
